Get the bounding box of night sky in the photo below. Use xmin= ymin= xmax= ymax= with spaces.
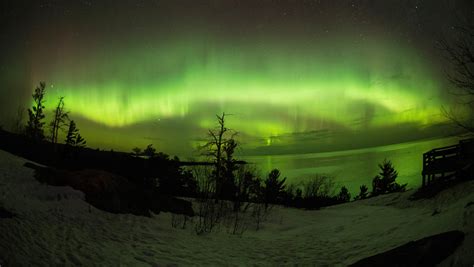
xmin=1 ymin=0 xmax=473 ymax=157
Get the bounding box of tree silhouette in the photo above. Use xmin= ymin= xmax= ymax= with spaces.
xmin=354 ymin=184 xmax=369 ymax=200
xmin=143 ymin=144 xmax=156 ymax=157
xmin=132 ymin=147 xmax=142 ymax=157
xmin=262 ymin=169 xmax=286 ymax=209
xmin=75 ymin=133 xmax=86 ymax=148
xmin=25 ymin=82 xmax=46 ymax=141
xmin=372 ymin=159 xmax=406 ymax=196
xmin=440 ymin=24 xmax=474 ymax=133
xmin=221 ymin=138 xmax=238 ymax=201
xmin=201 ymin=113 xmax=237 ymax=200
xmin=337 ymin=186 xmax=351 ymax=202
xmin=49 ymin=97 xmax=69 ymax=144
xmin=65 ymin=120 xmax=86 ymax=148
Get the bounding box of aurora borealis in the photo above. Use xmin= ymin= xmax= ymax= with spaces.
xmin=1 ymin=0 xmax=472 ymax=156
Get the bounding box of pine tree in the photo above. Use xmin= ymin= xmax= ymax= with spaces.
xmin=25 ymin=82 xmax=46 ymax=141
xmin=263 ymin=169 xmax=286 ymax=209
xmin=65 ymin=120 xmax=77 ymax=146
xmin=75 ymin=133 xmax=86 ymax=148
xmin=355 ymin=184 xmax=369 ymax=200
xmin=65 ymin=120 xmax=86 ymax=148
xmin=337 ymin=186 xmax=351 ymax=202
xmin=372 ymin=159 xmax=406 ymax=196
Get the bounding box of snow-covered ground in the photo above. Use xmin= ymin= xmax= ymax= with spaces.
xmin=0 ymin=149 xmax=472 ymax=266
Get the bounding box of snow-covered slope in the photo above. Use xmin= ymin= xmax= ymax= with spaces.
xmin=0 ymin=149 xmax=472 ymax=266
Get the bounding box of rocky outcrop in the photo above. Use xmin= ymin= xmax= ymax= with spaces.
xmin=24 ymin=162 xmax=194 ymax=217
xmin=350 ymin=230 xmax=464 ymax=267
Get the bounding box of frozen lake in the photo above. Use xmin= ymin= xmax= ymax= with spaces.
xmin=242 ymin=136 xmax=463 ymax=194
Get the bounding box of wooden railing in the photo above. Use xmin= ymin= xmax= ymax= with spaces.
xmin=422 ymin=138 xmax=474 ymax=187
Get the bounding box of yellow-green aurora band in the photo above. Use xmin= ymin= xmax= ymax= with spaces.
xmin=30 ymin=34 xmax=457 ymax=153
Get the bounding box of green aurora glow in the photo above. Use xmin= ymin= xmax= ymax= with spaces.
xmin=1 ymin=0 xmax=467 ymax=156
xmin=27 ymin=34 xmax=452 ymax=154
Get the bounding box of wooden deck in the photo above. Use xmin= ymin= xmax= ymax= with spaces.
xmin=422 ymin=138 xmax=474 ymax=187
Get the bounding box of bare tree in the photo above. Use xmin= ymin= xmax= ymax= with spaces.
xmin=200 ymin=113 xmax=237 ymax=200
xmin=302 ymin=174 xmax=336 ymax=199
xmin=50 ymin=97 xmax=69 ymax=144
xmin=440 ymin=24 xmax=474 ymax=133
xmin=192 ymin=165 xmax=222 ymax=234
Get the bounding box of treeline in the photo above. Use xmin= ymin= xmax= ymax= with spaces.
xmin=2 ymin=82 xmax=196 ymax=209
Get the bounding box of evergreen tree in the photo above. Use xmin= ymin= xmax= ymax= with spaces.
xmin=65 ymin=120 xmax=77 ymax=146
xmin=337 ymin=186 xmax=351 ymax=202
xmin=262 ymin=169 xmax=286 ymax=209
xmin=354 ymin=184 xmax=369 ymax=200
xmin=25 ymin=82 xmax=46 ymax=141
xmin=372 ymin=159 xmax=406 ymax=196
xmin=65 ymin=120 xmax=86 ymax=148
xmin=75 ymin=133 xmax=86 ymax=148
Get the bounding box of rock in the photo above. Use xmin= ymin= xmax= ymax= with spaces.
xmin=350 ymin=230 xmax=465 ymax=267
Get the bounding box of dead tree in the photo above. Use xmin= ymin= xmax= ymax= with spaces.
xmin=200 ymin=113 xmax=237 ymax=200
xmin=440 ymin=24 xmax=474 ymax=133
xmin=50 ymin=97 xmax=69 ymax=144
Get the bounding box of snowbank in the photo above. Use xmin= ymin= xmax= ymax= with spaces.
xmin=0 ymin=149 xmax=472 ymax=266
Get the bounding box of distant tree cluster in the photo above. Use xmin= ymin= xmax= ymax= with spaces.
xmin=128 ymin=143 xmax=197 ymax=197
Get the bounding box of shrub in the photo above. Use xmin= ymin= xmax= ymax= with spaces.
xmin=295 ymin=174 xmax=338 ymax=209
xmin=302 ymin=174 xmax=335 ymax=199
